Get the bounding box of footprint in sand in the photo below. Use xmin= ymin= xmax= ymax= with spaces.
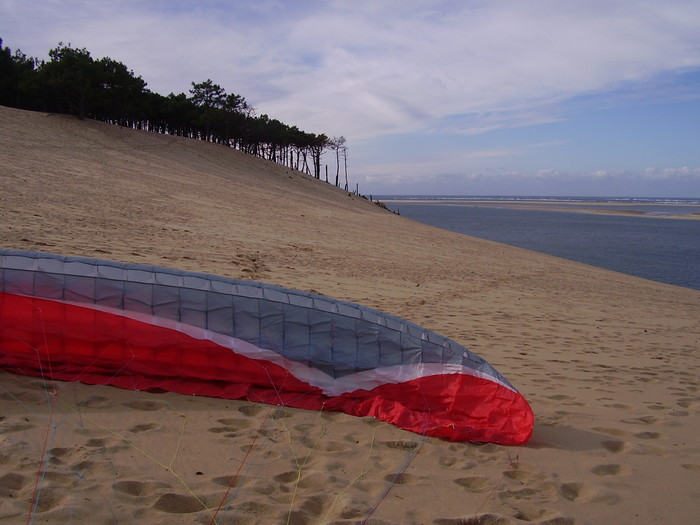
xmin=590 ymin=464 xmax=625 ymax=476
xmin=71 ymin=460 xmax=116 ymax=477
xmin=274 ymin=471 xmax=299 ymax=484
xmin=510 ymin=504 xmax=563 ymax=522
xmin=238 ymin=404 xmax=264 ymax=417
xmin=380 ymin=439 xmax=422 ymax=451
xmin=212 ymin=475 xmax=241 ymax=488
xmin=454 ymin=476 xmax=498 ymax=493
xmin=208 ymin=417 xmax=254 ymax=437
xmin=80 ymin=395 xmax=115 ymax=409
xmin=295 ymin=494 xmax=333 ymax=519
xmin=122 ymin=400 xmax=166 ymax=411
xmin=113 ymin=480 xmax=169 ymax=497
xmin=269 ymin=408 xmax=291 ymax=420
xmin=43 ymin=471 xmax=82 ymax=486
xmin=623 ymin=415 xmax=658 ymax=425
xmin=152 ymin=492 xmax=205 ymax=514
xmin=602 ymin=403 xmax=632 ymax=409
xmin=634 ymin=431 xmax=662 ymax=440
xmin=676 ymin=397 xmax=698 ymax=408
xmin=439 ymin=456 xmax=457 ymax=467
xmin=129 ymin=423 xmax=160 ymax=433
xmin=558 ymin=482 xmax=619 ymax=504
xmin=3 ymin=418 xmax=35 ymax=433
xmin=217 ymin=417 xmax=253 ymax=428
xmin=0 ymin=472 xmax=28 ymax=497
xmin=382 ymin=472 xmax=430 ymax=485
xmin=601 ymin=440 xmax=627 ymax=453
xmin=32 ymin=488 xmax=66 ymax=513
xmin=503 ymin=467 xmax=546 ymax=483
xmin=434 ymin=513 xmax=516 ymax=525
xmin=592 ymin=427 xmax=630 ymax=438
xmin=644 ymin=402 xmax=668 ymax=411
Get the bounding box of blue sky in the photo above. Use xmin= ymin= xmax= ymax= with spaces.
xmin=2 ymin=0 xmax=699 ymax=196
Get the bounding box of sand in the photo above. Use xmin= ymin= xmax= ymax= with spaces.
xmin=384 ymin=199 xmax=700 ymax=220
xmin=1 ymin=105 xmax=699 ymax=524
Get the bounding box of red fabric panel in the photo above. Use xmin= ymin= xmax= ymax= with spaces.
xmin=0 ymin=292 xmax=532 ymax=445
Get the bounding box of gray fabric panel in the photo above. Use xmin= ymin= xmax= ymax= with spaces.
xmin=259 ymin=300 xmax=284 ymax=354
xmin=94 ymin=277 xmax=124 ymax=308
xmin=4 ymin=269 xmax=38 ymax=296
xmin=64 ymin=275 xmax=96 ymax=303
xmin=330 ymin=316 xmax=358 ymax=376
xmin=34 ymin=271 xmax=65 ymax=299
xmin=233 ymin=295 xmax=261 ymax=347
xmin=179 ymin=287 xmax=207 ymax=326
xmin=205 ymin=292 xmax=234 ymax=335
xmin=124 ymin=280 xmax=154 ymax=315
xmin=308 ymin=310 xmax=333 ymax=372
xmin=0 ymin=249 xmax=513 ymax=389
xmin=377 ymin=326 xmax=403 ymax=368
xmin=283 ymin=303 xmax=311 ymax=363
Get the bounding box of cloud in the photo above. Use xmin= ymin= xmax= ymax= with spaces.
xmin=3 ymin=0 xmax=699 ymax=138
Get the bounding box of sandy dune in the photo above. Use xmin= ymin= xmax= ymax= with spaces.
xmin=1 ymin=105 xmax=699 ymax=524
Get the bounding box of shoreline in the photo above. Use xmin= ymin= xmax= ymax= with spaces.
xmin=382 ymin=199 xmax=700 ymax=220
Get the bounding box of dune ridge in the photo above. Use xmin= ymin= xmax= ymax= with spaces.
xmin=1 ymin=105 xmax=699 ymax=524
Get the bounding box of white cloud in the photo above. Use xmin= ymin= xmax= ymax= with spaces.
xmin=3 ymin=0 xmax=699 ymax=138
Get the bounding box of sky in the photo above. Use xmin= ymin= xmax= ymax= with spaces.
xmin=2 ymin=0 xmax=700 ymax=197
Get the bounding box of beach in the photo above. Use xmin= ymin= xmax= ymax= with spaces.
xmin=1 ymin=105 xmax=699 ymax=524
xmin=382 ymin=199 xmax=700 ymax=220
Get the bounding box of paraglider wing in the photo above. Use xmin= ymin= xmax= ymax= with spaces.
xmin=0 ymin=249 xmax=533 ymax=445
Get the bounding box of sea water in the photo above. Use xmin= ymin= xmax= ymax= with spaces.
xmin=380 ymin=196 xmax=700 ymax=291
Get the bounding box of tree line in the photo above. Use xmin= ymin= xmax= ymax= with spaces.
xmin=0 ymin=38 xmax=351 ymax=184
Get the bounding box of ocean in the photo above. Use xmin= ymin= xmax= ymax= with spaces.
xmin=380 ymin=196 xmax=700 ymax=291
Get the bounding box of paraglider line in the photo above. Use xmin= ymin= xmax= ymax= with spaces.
xmin=281 ymin=410 xmax=327 ymax=525
xmin=55 ymin=398 xmax=215 ymax=521
xmin=210 ymin=407 xmax=273 ymax=525
xmin=322 ymin=427 xmax=378 ymax=522
xmin=26 ymin=383 xmax=57 ymax=525
xmin=361 ymin=435 xmax=426 ymax=524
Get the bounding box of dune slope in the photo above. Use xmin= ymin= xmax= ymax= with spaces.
xmin=1 ymin=105 xmax=698 ymax=524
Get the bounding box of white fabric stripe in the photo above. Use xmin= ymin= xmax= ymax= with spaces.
xmin=29 ymin=297 xmax=518 ymax=395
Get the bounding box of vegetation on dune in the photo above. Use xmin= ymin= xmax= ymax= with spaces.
xmin=0 ymin=38 xmax=351 ymax=186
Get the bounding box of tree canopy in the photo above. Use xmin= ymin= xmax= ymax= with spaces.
xmin=0 ymin=39 xmax=337 ymax=180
